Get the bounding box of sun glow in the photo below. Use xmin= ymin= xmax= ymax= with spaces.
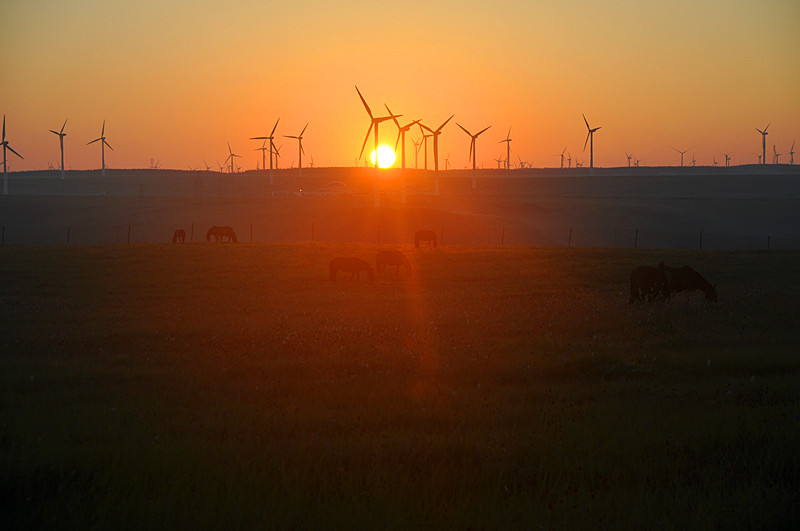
xmin=370 ymin=145 xmax=396 ymax=169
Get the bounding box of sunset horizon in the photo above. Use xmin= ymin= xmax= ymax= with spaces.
xmin=2 ymin=1 xmax=798 ymax=173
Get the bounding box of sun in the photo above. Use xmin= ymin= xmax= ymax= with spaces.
xmin=370 ymin=145 xmax=396 ymax=169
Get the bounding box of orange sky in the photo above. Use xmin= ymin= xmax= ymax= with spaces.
xmin=2 ymin=0 xmax=799 ymax=171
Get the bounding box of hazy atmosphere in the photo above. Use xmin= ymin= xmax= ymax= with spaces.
xmin=2 ymin=0 xmax=798 ymax=171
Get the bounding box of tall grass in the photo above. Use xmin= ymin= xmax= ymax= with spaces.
xmin=1 ymin=243 xmax=799 ymax=529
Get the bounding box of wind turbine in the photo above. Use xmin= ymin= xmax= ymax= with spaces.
xmin=411 ymin=136 xmax=422 ymax=170
xmin=559 ymin=147 xmax=567 ymax=168
xmin=255 ymin=140 xmax=269 ymax=171
xmin=87 ymin=120 xmax=113 ymax=176
xmin=250 ymin=118 xmax=280 ymax=185
xmin=723 ymin=153 xmax=732 ymax=167
xmin=494 ymin=156 xmax=504 ymax=169
xmin=49 ymin=119 xmax=67 ymax=179
xmin=625 ymin=152 xmax=632 ymax=168
xmin=756 ymin=123 xmax=770 ymax=165
xmin=418 ymin=123 xmax=433 ymax=170
xmin=355 ymin=87 xmax=399 ymax=166
xmin=499 ymin=127 xmax=512 ymax=170
xmin=582 ymin=114 xmax=601 ymax=173
xmin=284 ymin=123 xmax=308 ymax=176
xmin=420 ymin=114 xmax=453 ymax=196
xmin=225 ymin=142 xmax=241 ymax=174
xmin=673 ymin=147 xmax=689 ymax=167
xmin=457 ymin=122 xmax=491 ymax=189
xmin=789 ymin=141 xmax=795 ymax=165
xmin=773 ymin=145 xmax=782 ymax=164
xmin=388 ymin=105 xmax=419 ymax=171
xmin=2 ymin=115 xmax=24 ymax=195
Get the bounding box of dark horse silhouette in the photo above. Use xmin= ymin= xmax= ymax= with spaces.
xmin=206 ymin=225 xmax=238 ymax=243
xmin=376 ymin=250 xmax=412 ymax=277
xmin=330 ymin=257 xmax=374 ymax=281
xmin=630 ymin=262 xmax=717 ymax=303
xmin=629 ymin=265 xmax=671 ymax=303
xmin=661 ymin=263 xmax=718 ymax=302
xmin=172 ymin=229 xmax=186 ymax=244
xmin=415 ymin=229 xmax=437 ymax=248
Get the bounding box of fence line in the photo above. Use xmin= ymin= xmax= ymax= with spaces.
xmin=2 ymin=221 xmax=798 ymax=251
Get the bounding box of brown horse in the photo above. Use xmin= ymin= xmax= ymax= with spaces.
xmin=172 ymin=229 xmax=186 ymax=244
xmin=206 ymin=225 xmax=238 ymax=243
xmin=629 ymin=264 xmax=670 ymax=303
xmin=662 ymin=263 xmax=718 ymax=302
xmin=330 ymin=257 xmax=374 ymax=281
xmin=415 ymin=229 xmax=437 ymax=248
xmin=376 ymin=250 xmax=412 ymax=277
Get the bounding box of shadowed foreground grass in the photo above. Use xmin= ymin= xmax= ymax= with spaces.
xmin=1 ymin=243 xmax=799 ymax=529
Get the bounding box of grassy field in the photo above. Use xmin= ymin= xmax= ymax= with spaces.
xmin=1 ymin=243 xmax=799 ymax=529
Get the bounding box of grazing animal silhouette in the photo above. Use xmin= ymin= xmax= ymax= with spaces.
xmin=630 ymin=262 xmax=718 ymax=303
xmin=661 ymin=263 xmax=718 ymax=302
xmin=172 ymin=229 xmax=186 ymax=244
xmin=629 ymin=264 xmax=670 ymax=303
xmin=206 ymin=225 xmax=238 ymax=243
xmin=376 ymin=250 xmax=412 ymax=277
xmin=415 ymin=229 xmax=437 ymax=248
xmin=330 ymin=257 xmax=374 ymax=281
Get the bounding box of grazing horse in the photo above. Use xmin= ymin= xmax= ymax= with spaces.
xmin=415 ymin=229 xmax=437 ymax=248
xmin=330 ymin=257 xmax=374 ymax=281
xmin=376 ymin=250 xmax=412 ymax=277
xmin=662 ymin=263 xmax=718 ymax=302
xmin=629 ymin=264 xmax=671 ymax=303
xmin=206 ymin=225 xmax=238 ymax=243
xmin=172 ymin=229 xmax=186 ymax=244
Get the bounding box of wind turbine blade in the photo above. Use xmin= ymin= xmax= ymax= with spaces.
xmin=2 ymin=115 xmax=5 ymax=140
xmin=355 ymin=86 xmax=373 ymax=118
xmin=395 ymin=131 xmax=401 ymax=151
xmin=101 ymin=120 xmax=105 ymax=135
xmin=582 ymin=114 xmax=590 ymax=130
xmin=457 ymin=123 xmax=471 ymax=136
xmin=583 ymin=132 xmax=590 ymax=151
xmin=386 ymin=105 xmax=401 ymax=128
xmin=61 ymin=119 xmax=67 ymax=133
xmin=271 ymin=118 xmax=280 ymax=136
xmin=420 ymin=123 xmax=433 ymax=133
xmin=476 ymin=126 xmax=491 ymax=137
xmin=50 ymin=130 xmax=60 ymax=135
xmin=104 ymin=140 xmax=113 ymax=150
xmin=359 ymin=124 xmax=373 ymax=159
xmin=300 ymin=123 xmax=308 ymax=137
xmin=765 ymin=123 xmax=771 ymax=132
xmin=7 ymin=145 xmax=23 ymax=159
xmin=437 ymin=114 xmax=454 ymax=131
xmin=250 ymin=136 xmax=268 ymax=140
xmin=87 ymin=138 xmax=100 ymax=145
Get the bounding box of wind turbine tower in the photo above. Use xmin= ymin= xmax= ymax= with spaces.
xmin=457 ymin=122 xmax=491 ymax=189
xmin=499 ymin=128 xmax=512 ymax=170
xmin=582 ymin=114 xmax=601 ymax=174
xmin=50 ymin=119 xmax=67 ymax=179
xmin=420 ymin=115 xmax=454 ymax=196
xmin=87 ymin=120 xmax=113 ymax=176
xmin=2 ymin=115 xmax=24 ymax=195
xmin=756 ymin=123 xmax=770 ymax=165
xmin=789 ymin=141 xmax=795 ymax=165
xmin=284 ymin=123 xmax=308 ymax=177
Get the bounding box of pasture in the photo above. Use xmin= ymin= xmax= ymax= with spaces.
xmin=1 ymin=243 xmax=799 ymax=529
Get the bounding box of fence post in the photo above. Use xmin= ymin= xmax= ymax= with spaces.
xmin=568 ymin=227 xmax=573 ymax=247
xmin=699 ymin=229 xmax=703 ymax=250
xmin=67 ymin=226 xmax=71 ymax=244
xmin=127 ymin=224 xmax=131 ymax=244
xmin=501 ymin=226 xmax=505 ymax=246
xmin=634 ymin=227 xmax=639 ymax=249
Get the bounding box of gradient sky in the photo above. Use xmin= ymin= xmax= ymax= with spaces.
xmin=2 ymin=0 xmax=798 ymax=171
